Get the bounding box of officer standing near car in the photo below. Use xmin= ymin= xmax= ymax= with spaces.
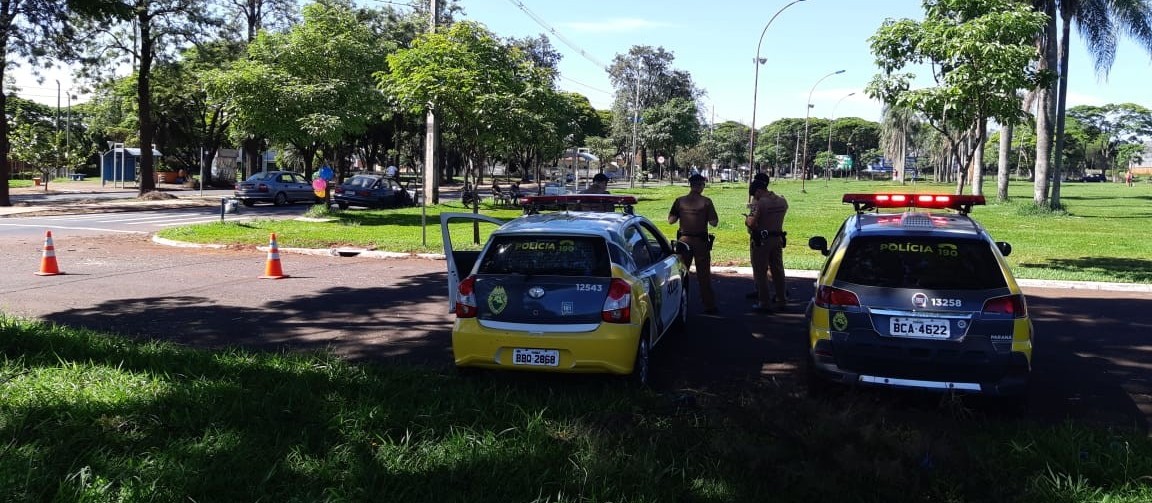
xmin=669 ymin=174 xmax=720 ymax=315
xmin=746 ymin=178 xmax=789 ymax=313
xmin=745 ymin=172 xmax=771 ymax=301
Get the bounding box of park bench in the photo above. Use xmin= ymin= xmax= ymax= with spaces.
xmin=69 ymin=173 xmax=87 ymax=181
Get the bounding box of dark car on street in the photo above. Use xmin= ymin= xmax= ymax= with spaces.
xmin=332 ymin=174 xmax=417 ymax=209
xmin=1080 ymin=173 xmax=1107 ymax=182
xmin=234 ymin=171 xmax=319 ymax=207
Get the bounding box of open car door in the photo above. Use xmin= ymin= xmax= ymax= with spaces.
xmin=440 ymin=213 xmax=505 ymax=313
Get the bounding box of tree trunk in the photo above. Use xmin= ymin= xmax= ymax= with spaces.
xmin=970 ymin=118 xmax=986 ymax=197
xmin=997 ymin=121 xmax=1013 ymax=202
xmin=136 ymin=11 xmax=157 ymax=195
xmin=1033 ymin=5 xmax=1057 ymax=206
xmin=1050 ymin=11 xmax=1073 ymax=210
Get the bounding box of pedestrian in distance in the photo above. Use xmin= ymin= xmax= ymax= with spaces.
xmin=669 ymin=174 xmax=720 ymax=315
xmin=746 ymin=178 xmax=789 ymax=314
xmin=580 ymin=173 xmax=611 ymax=194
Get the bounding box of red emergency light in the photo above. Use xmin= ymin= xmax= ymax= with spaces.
xmin=842 ymin=193 xmax=985 ymax=214
xmin=521 ymin=194 xmax=638 ymax=215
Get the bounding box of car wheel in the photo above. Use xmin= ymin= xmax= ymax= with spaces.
xmin=629 ymin=331 xmax=651 ymax=386
xmin=273 ymin=192 xmax=289 ymax=206
xmin=241 ymin=200 xmax=255 ymax=208
xmin=337 ymin=202 xmax=349 ymax=210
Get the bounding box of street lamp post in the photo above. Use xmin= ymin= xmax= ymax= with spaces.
xmin=748 ymin=0 xmax=806 ymax=182
xmin=800 ymin=69 xmax=845 ymax=193
xmin=826 ymin=91 xmax=855 ymax=184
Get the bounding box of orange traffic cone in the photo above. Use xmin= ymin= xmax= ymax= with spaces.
xmin=259 ymin=232 xmax=289 ymax=279
xmin=34 ymin=230 xmax=63 ymax=276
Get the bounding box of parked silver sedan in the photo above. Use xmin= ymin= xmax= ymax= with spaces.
xmin=234 ymin=171 xmax=319 ymax=207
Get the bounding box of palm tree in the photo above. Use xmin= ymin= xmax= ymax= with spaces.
xmin=880 ymin=106 xmax=920 ymax=186
xmin=1038 ymin=0 xmax=1152 ymax=209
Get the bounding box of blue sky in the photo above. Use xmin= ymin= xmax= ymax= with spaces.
xmin=463 ymin=0 xmax=1151 ymax=126
xmin=11 ymin=0 xmax=1149 ymax=127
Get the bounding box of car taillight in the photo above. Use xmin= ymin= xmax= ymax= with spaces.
xmin=601 ymin=278 xmax=632 ymax=323
xmin=982 ymin=294 xmax=1026 ymax=318
xmin=814 ymin=285 xmax=860 ymax=308
xmin=334 ymin=187 xmax=345 ymax=194
xmin=257 ymin=183 xmax=269 ymax=193
xmin=456 ymin=276 xmax=478 ymax=318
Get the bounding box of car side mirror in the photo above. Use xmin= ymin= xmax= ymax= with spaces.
xmin=808 ymin=236 xmax=829 ymax=256
xmin=996 ymin=241 xmax=1012 ymax=257
xmin=672 ymin=240 xmax=691 ymax=256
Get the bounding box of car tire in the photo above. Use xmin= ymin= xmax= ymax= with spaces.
xmin=629 ymin=330 xmax=651 ymax=387
xmin=241 ymin=199 xmax=255 ymax=207
xmin=273 ymin=192 xmax=289 ymax=206
xmin=337 ymin=202 xmax=349 ymax=210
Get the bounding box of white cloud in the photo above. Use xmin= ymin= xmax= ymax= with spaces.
xmin=1062 ymin=91 xmax=1106 ymax=108
xmin=560 ymin=18 xmax=672 ymax=33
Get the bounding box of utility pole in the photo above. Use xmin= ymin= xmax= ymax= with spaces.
xmin=420 ymin=0 xmax=439 ymax=246
xmin=628 ymin=61 xmax=641 ymax=189
xmin=56 ymin=80 xmax=61 ymax=178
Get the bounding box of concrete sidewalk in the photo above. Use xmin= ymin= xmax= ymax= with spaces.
xmin=3 ymin=180 xmax=227 ymax=217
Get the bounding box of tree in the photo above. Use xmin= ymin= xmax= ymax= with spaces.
xmin=641 ymin=97 xmax=700 ymax=179
xmin=76 ymin=0 xmax=221 ymax=196
xmin=0 ymin=0 xmax=126 ymax=206
xmin=868 ymin=0 xmax=1048 ymax=195
xmin=1045 ymin=0 xmax=1152 ymax=208
xmin=606 ymin=46 xmax=700 ymax=175
xmin=1067 ymin=103 xmax=1152 ymax=177
xmin=208 ymin=0 xmax=394 ymax=182
xmin=381 ymin=21 xmax=553 ymax=202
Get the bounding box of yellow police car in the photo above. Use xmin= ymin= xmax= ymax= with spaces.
xmin=805 ymin=193 xmax=1033 ymax=397
xmin=440 ymin=195 xmax=689 ymax=385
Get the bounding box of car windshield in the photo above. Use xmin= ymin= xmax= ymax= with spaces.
xmin=478 ymin=236 xmax=610 ymax=277
xmin=836 ymin=236 xmax=1007 ymax=290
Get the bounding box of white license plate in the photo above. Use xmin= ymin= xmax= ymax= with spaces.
xmin=889 ymin=317 xmax=950 ymax=338
xmin=512 ymin=348 xmax=560 ymax=367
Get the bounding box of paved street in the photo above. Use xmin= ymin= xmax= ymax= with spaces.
xmin=0 ymin=232 xmax=1150 ymax=433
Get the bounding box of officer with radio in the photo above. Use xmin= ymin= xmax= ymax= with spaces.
xmin=669 ymin=174 xmax=719 ymax=315
xmin=746 ymin=178 xmax=789 ymax=313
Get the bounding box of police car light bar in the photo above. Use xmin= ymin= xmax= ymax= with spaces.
xmin=842 ymin=193 xmax=985 ymax=214
xmin=521 ymin=194 xmax=637 ymax=215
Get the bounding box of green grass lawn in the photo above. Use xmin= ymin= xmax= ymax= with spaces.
xmin=3 ymin=315 xmax=1150 ymax=502
xmin=158 ymin=178 xmax=1152 ymax=284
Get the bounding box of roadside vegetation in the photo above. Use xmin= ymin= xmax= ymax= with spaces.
xmin=2 ymin=315 xmax=1150 ymax=502
xmin=156 ymin=179 xmax=1152 ymax=284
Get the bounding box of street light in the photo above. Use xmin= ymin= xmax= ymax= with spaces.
xmin=826 ymin=91 xmax=855 ymax=184
xmin=800 ymin=69 xmax=845 ymax=193
xmin=748 ymin=0 xmax=806 ymax=182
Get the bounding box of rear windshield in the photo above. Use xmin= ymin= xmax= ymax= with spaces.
xmin=478 ymin=236 xmax=610 ymax=277
xmin=346 ymin=176 xmax=378 ymax=188
xmin=836 ymin=236 xmax=1007 ymax=289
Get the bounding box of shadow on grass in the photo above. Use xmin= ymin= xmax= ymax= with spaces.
xmin=1020 ymin=257 xmax=1152 ymax=284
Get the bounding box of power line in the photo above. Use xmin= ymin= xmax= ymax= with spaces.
xmin=505 ymin=0 xmax=611 ymax=72
xmin=558 ymin=74 xmax=613 ymax=96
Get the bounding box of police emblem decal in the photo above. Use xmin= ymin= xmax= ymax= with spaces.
xmin=488 ymin=285 xmax=508 ymax=315
xmin=832 ymin=311 xmax=849 ymax=332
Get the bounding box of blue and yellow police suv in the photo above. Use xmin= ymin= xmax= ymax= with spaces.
xmin=440 ymin=195 xmax=689 ymax=385
xmin=805 ymin=193 xmax=1033 ymax=398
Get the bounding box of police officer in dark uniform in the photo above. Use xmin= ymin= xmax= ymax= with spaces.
xmin=669 ymin=174 xmax=720 ymax=315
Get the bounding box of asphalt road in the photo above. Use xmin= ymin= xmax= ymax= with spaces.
xmin=1 ymin=232 xmax=1150 ymax=433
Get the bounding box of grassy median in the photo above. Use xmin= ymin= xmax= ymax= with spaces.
xmin=2 ymin=315 xmax=1151 ymax=502
xmin=157 ymin=178 xmax=1152 ymax=284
